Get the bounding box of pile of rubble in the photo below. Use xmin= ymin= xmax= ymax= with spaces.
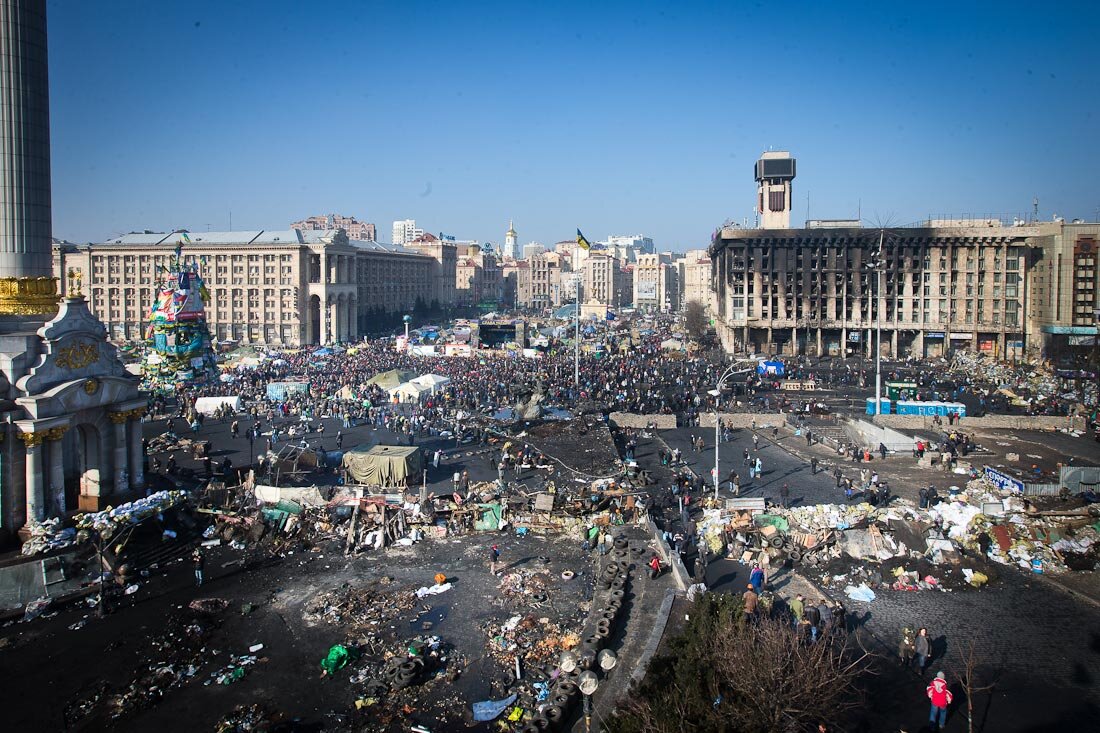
xmin=21 ymin=490 xmax=191 ymax=555
xmin=719 ymin=477 xmax=1099 ymax=600
xmin=484 ymin=613 xmax=583 ymax=671
xmin=303 ymin=578 xmax=418 ymax=629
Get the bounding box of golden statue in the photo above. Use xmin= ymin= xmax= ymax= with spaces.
xmin=67 ymin=267 xmax=83 ymax=297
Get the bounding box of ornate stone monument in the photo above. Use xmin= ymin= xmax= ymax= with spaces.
xmin=0 ymin=0 xmax=146 ymax=544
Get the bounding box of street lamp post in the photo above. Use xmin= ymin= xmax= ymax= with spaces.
xmin=403 ymin=313 xmax=411 ymax=342
xmin=572 ymin=276 xmax=583 ymax=387
xmin=578 ymin=670 xmax=599 ymax=733
xmin=710 ymin=364 xmax=738 ymax=501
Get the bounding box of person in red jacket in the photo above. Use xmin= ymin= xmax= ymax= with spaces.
xmin=926 ymin=671 xmax=953 ymax=730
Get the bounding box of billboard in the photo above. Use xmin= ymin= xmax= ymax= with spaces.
xmin=636 ymin=281 xmax=658 ymax=300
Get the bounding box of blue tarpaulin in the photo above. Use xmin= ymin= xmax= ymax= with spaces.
xmin=472 ymin=693 xmax=518 ymax=722
xmin=757 ymin=360 xmax=785 ymax=376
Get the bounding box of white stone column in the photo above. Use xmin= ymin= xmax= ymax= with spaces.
xmin=109 ymin=411 xmax=129 ymax=494
xmin=128 ymin=412 xmax=144 ymax=489
xmin=47 ymin=427 xmax=67 ymax=515
xmin=21 ymin=433 xmax=45 ymax=525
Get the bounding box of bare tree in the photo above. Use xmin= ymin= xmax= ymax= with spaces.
xmin=955 ymin=640 xmax=996 ymax=733
xmin=613 ymin=596 xmax=875 ymax=733
xmin=683 ymin=300 xmax=709 ymax=344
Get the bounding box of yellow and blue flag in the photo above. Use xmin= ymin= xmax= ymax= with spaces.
xmin=576 ymin=229 xmax=591 ymax=251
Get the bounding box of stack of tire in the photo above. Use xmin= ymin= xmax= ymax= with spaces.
xmin=763 ymin=532 xmax=813 ymax=566
xmin=363 ymin=655 xmax=425 ymax=696
xmin=515 ymin=539 xmax=632 ymax=732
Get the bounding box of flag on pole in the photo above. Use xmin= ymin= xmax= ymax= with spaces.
xmin=606 ymin=310 xmax=617 ymax=320
xmin=576 ymin=229 xmax=591 ymax=251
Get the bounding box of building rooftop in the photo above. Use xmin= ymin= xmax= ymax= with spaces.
xmin=349 ymin=239 xmax=422 ymax=255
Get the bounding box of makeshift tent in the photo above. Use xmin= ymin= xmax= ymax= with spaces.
xmin=390 ymin=381 xmax=431 ymax=403
xmin=342 ymin=444 xmax=422 ymax=487
xmin=410 ymin=373 xmax=451 ymax=393
xmin=194 ymin=396 xmax=242 ymax=415
xmin=365 ymin=369 xmax=417 ymax=390
xmin=660 ymin=338 xmax=684 ymax=351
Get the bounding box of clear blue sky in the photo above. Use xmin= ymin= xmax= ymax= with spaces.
xmin=48 ymin=0 xmax=1100 ymax=249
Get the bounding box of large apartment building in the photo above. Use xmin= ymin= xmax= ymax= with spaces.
xmin=709 ymin=220 xmax=1064 ymax=359
xmin=291 ymin=213 xmax=376 ymax=241
xmin=1026 ymin=221 xmax=1100 ymax=360
xmin=709 ymin=152 xmax=1095 ymax=360
xmin=54 ymin=229 xmax=434 ymax=347
xmin=581 ymin=251 xmax=629 ymax=310
xmin=633 ymin=252 xmax=678 ymax=313
xmin=677 ymin=249 xmax=712 ymax=313
xmin=456 ymin=244 xmax=503 ymax=307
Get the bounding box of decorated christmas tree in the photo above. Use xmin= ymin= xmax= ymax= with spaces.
xmin=141 ymin=236 xmax=219 ymax=391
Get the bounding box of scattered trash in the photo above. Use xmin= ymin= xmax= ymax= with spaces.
xmin=23 ymin=596 xmax=52 ymax=622
xmin=472 ymin=693 xmax=518 ymax=722
xmin=844 ymin=583 xmax=876 ymax=602
xmin=415 ymin=582 xmax=452 ymax=599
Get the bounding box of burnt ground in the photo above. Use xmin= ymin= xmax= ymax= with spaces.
xmin=0 ymin=532 xmax=607 ymax=732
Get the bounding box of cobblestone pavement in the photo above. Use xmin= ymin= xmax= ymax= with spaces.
xmin=659 ymin=426 xmax=844 ymax=506
xmin=841 ymin=569 xmax=1100 ymax=731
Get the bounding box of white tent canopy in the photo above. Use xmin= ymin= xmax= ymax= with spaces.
xmin=410 ymin=373 xmax=451 ymax=393
xmin=389 ymin=381 xmax=431 ymax=403
xmin=194 ymin=396 xmax=243 ymax=415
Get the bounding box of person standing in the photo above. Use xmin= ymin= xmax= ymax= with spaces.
xmin=833 ymin=466 xmax=843 ymax=488
xmin=489 ymin=544 xmax=501 ymax=574
xmin=453 ymin=470 xmax=461 ymax=493
xmin=926 ymin=671 xmax=953 ymax=730
xmin=754 ymin=456 xmax=763 ymax=480
xmin=915 ymin=627 xmax=932 ymax=671
xmin=192 ymin=549 xmax=205 ymax=587
xmin=817 ymin=599 xmax=833 ymax=632
xmin=898 ymin=626 xmax=917 ymax=667
xmin=749 ymin=562 xmax=766 ymax=593
xmin=810 ymin=456 xmax=819 ymax=474
xmin=789 ymin=593 xmax=805 ymax=627
xmin=742 ymin=583 xmax=759 ymax=621
xmin=804 ymin=601 xmax=822 ymax=642
xmin=779 ymin=483 xmax=790 ymax=509
xmin=433 ymin=449 xmax=441 ymax=469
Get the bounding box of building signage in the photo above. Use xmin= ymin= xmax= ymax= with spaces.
xmin=925 ymin=332 xmax=945 ymax=338
xmin=950 ymin=333 xmax=973 ymax=340
xmin=848 ymin=332 xmax=861 ymax=342
xmin=636 ymin=281 xmax=658 ymax=300
xmin=984 ymin=466 xmax=1024 ymax=494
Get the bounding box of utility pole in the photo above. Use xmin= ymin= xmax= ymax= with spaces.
xmin=573 ymin=276 xmax=582 ymax=387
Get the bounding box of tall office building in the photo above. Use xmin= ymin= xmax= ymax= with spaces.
xmin=392 ymin=219 xmax=423 ymax=245
xmin=755 ymin=151 xmax=796 ymax=229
